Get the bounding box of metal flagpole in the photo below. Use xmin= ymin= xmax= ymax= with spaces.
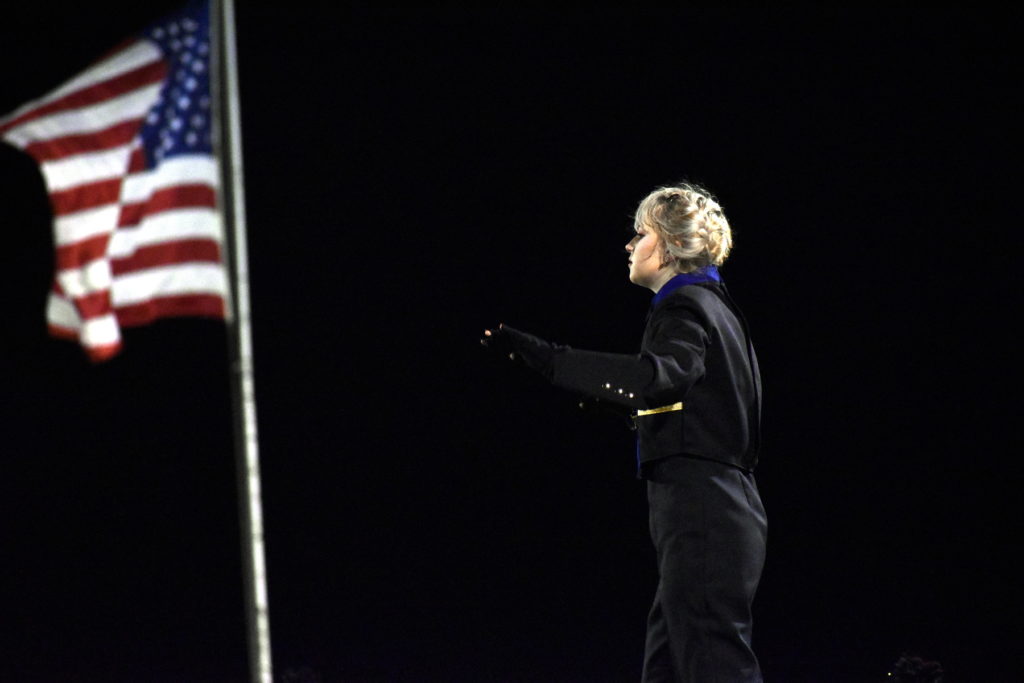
xmin=211 ymin=0 xmax=273 ymax=681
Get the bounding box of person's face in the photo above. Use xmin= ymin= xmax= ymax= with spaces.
xmin=625 ymin=222 xmax=670 ymax=291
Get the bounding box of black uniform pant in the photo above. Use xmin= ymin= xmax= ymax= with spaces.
xmin=641 ymin=456 xmax=767 ymax=683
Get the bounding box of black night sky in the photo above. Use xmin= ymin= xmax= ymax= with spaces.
xmin=1 ymin=3 xmax=1020 ymax=682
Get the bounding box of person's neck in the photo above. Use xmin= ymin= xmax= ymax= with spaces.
xmin=646 ymin=267 xmax=678 ymax=294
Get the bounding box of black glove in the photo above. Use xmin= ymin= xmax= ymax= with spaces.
xmin=481 ymin=324 xmax=556 ymax=376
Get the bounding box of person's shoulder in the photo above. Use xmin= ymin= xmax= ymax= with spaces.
xmin=655 ymin=284 xmax=737 ymax=328
xmin=650 ymin=285 xmax=719 ymax=323
xmin=657 ymin=283 xmax=722 ymax=310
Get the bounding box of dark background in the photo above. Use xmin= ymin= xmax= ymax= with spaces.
xmin=1 ymin=3 xmax=1019 ymax=682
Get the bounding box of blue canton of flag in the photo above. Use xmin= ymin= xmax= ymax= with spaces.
xmin=141 ymin=0 xmax=214 ymax=167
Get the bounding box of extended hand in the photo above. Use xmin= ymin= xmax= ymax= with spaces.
xmin=480 ymin=324 xmax=556 ymax=375
xmin=481 ymin=324 xmax=515 ymax=360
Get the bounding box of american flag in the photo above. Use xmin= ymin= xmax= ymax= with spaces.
xmin=0 ymin=0 xmax=227 ymax=361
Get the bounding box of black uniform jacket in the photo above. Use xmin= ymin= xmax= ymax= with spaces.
xmin=550 ymin=281 xmax=761 ymax=473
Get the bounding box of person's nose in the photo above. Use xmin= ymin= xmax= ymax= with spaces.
xmin=625 ymin=240 xmax=634 ymax=253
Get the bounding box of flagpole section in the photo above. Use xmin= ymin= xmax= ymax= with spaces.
xmin=213 ymin=1 xmax=274 ymax=682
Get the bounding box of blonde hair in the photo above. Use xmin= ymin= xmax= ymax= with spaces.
xmin=634 ymin=182 xmax=733 ymax=273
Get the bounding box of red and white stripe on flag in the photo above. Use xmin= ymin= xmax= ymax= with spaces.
xmin=0 ymin=2 xmax=227 ymax=362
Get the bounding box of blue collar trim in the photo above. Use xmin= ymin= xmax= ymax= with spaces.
xmin=651 ymin=266 xmax=721 ymax=307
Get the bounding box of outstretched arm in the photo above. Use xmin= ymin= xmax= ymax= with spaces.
xmin=482 ymin=305 xmax=708 ymax=410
